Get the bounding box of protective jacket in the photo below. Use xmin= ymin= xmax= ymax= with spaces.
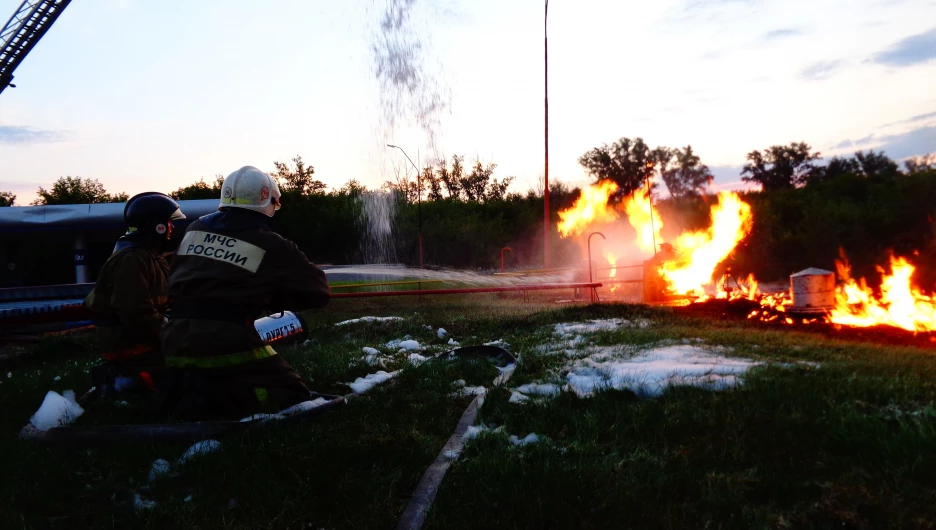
xmin=84 ymin=239 xmax=170 ymax=387
xmin=160 ymin=208 xmax=330 ymax=419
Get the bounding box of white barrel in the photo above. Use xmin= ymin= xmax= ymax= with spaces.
xmin=254 ymin=311 xmax=307 ymax=345
xmin=790 ymin=268 xmax=835 ymax=310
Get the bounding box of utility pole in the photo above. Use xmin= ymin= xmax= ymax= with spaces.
xmin=543 ymin=0 xmax=550 ymax=268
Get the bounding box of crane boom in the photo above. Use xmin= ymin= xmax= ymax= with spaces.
xmin=0 ymin=0 xmax=72 ymax=96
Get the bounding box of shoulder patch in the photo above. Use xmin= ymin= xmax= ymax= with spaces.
xmin=177 ymin=231 xmax=266 ymax=273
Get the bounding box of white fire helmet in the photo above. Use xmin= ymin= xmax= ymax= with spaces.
xmin=219 ymin=166 xmax=282 ymax=217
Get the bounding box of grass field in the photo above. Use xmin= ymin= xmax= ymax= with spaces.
xmin=2 ymin=295 xmax=936 ymax=529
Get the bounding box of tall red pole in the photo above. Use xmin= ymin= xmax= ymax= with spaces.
xmin=543 ymin=0 xmax=550 ymax=269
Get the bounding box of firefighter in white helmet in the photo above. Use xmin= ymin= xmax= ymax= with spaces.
xmin=158 ymin=166 xmax=330 ymax=420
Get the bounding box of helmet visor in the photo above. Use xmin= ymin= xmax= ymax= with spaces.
xmin=169 ymin=208 xmax=186 ymax=221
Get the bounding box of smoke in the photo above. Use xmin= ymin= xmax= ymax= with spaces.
xmin=371 ymin=0 xmax=452 ymax=151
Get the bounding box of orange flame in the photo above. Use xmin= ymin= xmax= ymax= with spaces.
xmin=658 ymin=192 xmax=753 ymax=296
xmin=557 ymin=181 xmax=619 ymax=237
xmin=622 ymin=190 xmax=663 ymax=254
xmin=606 ymin=252 xmax=619 ymax=293
xmin=830 ymin=255 xmax=936 ymax=332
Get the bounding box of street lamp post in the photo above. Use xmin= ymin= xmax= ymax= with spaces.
xmin=544 ymin=0 xmax=550 ymax=269
xmin=387 ymin=144 xmax=423 ymax=269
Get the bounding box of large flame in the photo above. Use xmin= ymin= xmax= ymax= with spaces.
xmin=606 ymin=251 xmax=619 ymax=293
xmin=830 ymin=255 xmax=936 ymax=332
xmin=658 ymin=192 xmax=753 ymax=296
xmin=557 ymin=181 xmax=619 ymax=237
xmin=622 ymin=190 xmax=663 ymax=254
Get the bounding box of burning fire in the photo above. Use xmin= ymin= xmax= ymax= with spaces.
xmin=557 ymin=181 xmax=619 ymax=237
xmin=830 ymin=255 xmax=936 ymax=332
xmin=622 ymin=190 xmax=663 ymax=254
xmin=658 ymin=192 xmax=753 ymax=297
xmin=606 ymin=252 xmax=619 ymax=293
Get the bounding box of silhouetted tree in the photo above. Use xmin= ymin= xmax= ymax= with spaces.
xmin=804 ymin=156 xmax=861 ymax=185
xmin=0 ymin=191 xmax=14 ymax=207
xmin=579 ymin=137 xmax=655 ymax=197
xmin=661 ymin=145 xmax=713 ymax=198
xmin=33 ymin=177 xmax=128 ymax=205
xmin=904 ymin=153 xmax=936 ymax=174
xmin=169 ymin=175 xmax=225 ymax=201
xmin=855 ymin=150 xmax=900 ymax=180
xmin=741 ymin=142 xmax=821 ymax=190
xmin=271 ymin=155 xmax=326 ymax=196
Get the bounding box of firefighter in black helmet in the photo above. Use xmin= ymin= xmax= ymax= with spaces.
xmin=83 ymin=192 xmax=185 ymax=398
xmin=159 ymin=166 xmax=330 ymax=420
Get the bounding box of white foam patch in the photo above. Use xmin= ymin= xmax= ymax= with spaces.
xmin=28 ymin=390 xmax=85 ymax=431
xmin=347 ymin=370 xmax=397 ymax=393
xmin=178 ymin=440 xmax=221 ymax=465
xmin=462 ymin=424 xmax=504 ymax=440
xmin=554 ymin=318 xmax=649 ymax=337
xmin=408 ymin=353 xmax=429 ymax=365
xmin=493 ymin=363 xmax=517 ymax=387
xmin=509 ymin=391 xmax=530 ymax=403
xmin=447 ymin=338 xmax=460 ymax=346
xmin=362 ymin=347 xmax=380 ymax=356
xmin=484 ymin=339 xmax=509 ymax=348
xmin=148 ymin=459 xmax=171 ymax=482
xmin=399 ymin=340 xmax=423 ymax=351
xmin=460 ymin=386 xmax=487 ymax=396
xmin=509 ymin=433 xmax=541 ymax=447
xmin=437 ymin=328 xmax=448 ymax=338
xmin=514 ymin=383 xmax=561 ymax=397
xmin=133 ymin=493 xmax=157 ymax=510
xmin=563 ymin=344 xmax=757 ymax=398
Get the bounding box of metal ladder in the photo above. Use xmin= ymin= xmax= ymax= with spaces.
xmin=0 ymin=0 xmax=72 ymax=95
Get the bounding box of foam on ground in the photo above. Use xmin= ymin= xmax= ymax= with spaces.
xmin=509 ymin=433 xmax=541 ymax=447
xmin=560 ymin=344 xmax=758 ymax=398
xmin=513 ymin=383 xmax=561 ymax=397
xmin=28 ymin=390 xmax=84 ymax=431
xmin=553 ymin=318 xmax=652 ymax=338
xmin=347 ymin=370 xmax=397 ymax=393
xmin=148 ymin=459 xmax=171 ymax=482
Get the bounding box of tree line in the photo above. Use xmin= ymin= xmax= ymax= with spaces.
xmin=3 ymin=141 xmax=936 ymax=288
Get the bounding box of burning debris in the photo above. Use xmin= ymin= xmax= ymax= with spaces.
xmin=557 ymin=180 xmax=936 ymax=334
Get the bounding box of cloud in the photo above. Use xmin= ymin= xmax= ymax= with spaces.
xmin=871 ymin=27 xmax=936 ymax=67
xmin=878 ymin=126 xmax=936 ymax=159
xmin=831 ymin=125 xmax=936 ymax=159
xmin=685 ymin=0 xmax=758 ymax=11
xmin=799 ymin=59 xmax=845 ymax=80
xmin=0 ymin=125 xmax=66 ymax=144
xmin=907 ymin=111 xmax=936 ymax=123
xmin=763 ymin=28 xmax=803 ymax=40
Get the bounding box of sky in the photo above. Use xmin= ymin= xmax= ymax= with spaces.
xmin=1 ymin=0 xmax=935 ymax=204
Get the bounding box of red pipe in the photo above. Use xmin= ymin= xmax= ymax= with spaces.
xmin=331 ymin=282 xmax=603 ymax=298
xmin=500 ymin=247 xmax=513 ymax=272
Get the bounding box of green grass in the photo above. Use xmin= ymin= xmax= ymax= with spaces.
xmin=2 ymin=296 xmax=936 ymax=529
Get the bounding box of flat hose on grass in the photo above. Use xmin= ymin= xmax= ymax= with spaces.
xmin=396 ymin=394 xmax=484 ymax=530
xmin=20 ymin=394 xmax=347 ymax=447
xmin=396 ymin=346 xmax=518 ymax=530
